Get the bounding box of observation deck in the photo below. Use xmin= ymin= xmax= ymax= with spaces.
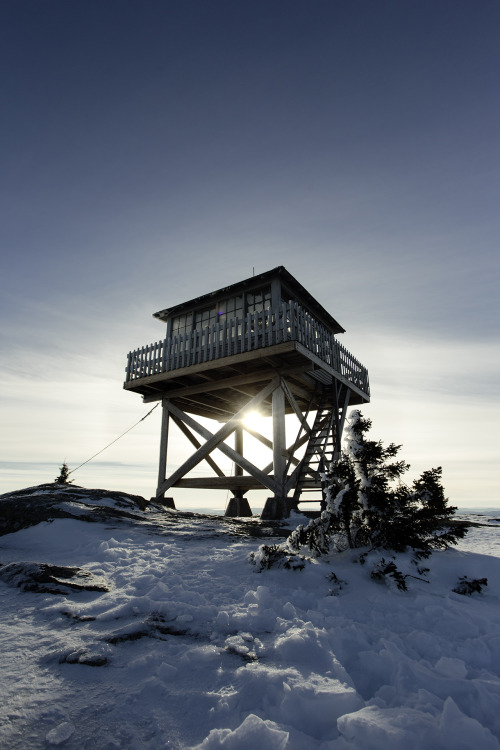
xmin=124 ymin=299 xmax=369 ymax=416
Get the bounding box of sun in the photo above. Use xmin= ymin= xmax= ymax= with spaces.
xmin=242 ymin=410 xmax=265 ymax=432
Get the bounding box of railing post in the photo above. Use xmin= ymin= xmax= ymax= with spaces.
xmin=207 ymin=325 xmax=213 ymax=361
xmin=215 ymin=322 xmax=220 ymax=360
xmin=222 ymin=319 xmax=227 ymax=357
xmin=245 ymin=313 xmax=250 ymax=351
xmin=229 ymin=318 xmax=234 ymax=355
xmin=149 ymin=343 xmax=154 ymax=375
xmin=278 ymin=302 xmax=284 ymax=343
xmin=125 ymin=352 xmax=131 ymax=382
xmin=167 ymin=337 xmax=172 ymax=372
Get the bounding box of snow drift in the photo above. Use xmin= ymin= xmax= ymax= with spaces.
xmin=1 ymin=485 xmax=499 ymax=749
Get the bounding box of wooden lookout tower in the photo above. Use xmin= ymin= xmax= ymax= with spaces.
xmin=124 ymin=267 xmax=370 ymax=519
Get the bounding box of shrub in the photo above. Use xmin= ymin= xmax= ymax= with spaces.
xmin=255 ymin=411 xmax=468 ymax=575
xmin=249 ymin=544 xmax=306 ymax=571
xmin=453 ymin=576 xmax=488 ymax=595
xmin=287 ymin=411 xmax=467 ymax=559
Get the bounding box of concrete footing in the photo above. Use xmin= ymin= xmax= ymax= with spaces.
xmin=225 ymin=496 xmax=253 ymax=517
xmin=261 ymin=496 xmax=297 ymax=520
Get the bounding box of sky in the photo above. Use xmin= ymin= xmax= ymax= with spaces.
xmin=1 ymin=0 xmax=499 ymax=508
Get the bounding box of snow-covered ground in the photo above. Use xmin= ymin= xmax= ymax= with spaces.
xmin=1 ymin=488 xmax=500 ymax=749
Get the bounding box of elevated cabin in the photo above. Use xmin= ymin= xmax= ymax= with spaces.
xmin=124 ymin=266 xmax=370 ymax=518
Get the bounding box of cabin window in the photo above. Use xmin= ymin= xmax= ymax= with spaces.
xmin=217 ymin=296 xmax=243 ymax=321
xmin=194 ymin=305 xmax=217 ymax=331
xmin=194 ymin=296 xmax=243 ymax=330
xmin=246 ymin=288 xmax=271 ymax=314
xmin=170 ymin=289 xmax=271 ymax=339
xmin=171 ymin=313 xmax=191 ymax=337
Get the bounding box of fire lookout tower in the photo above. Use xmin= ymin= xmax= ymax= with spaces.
xmin=124 ymin=267 xmax=370 ymax=519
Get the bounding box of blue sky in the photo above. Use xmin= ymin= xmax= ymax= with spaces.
xmin=1 ymin=1 xmax=499 ymax=508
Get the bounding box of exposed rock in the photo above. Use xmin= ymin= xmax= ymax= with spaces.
xmin=0 ymin=483 xmax=150 ymax=536
xmin=0 ymin=483 xmax=294 ymax=539
xmin=0 ymin=562 xmax=109 ymax=594
xmin=58 ymin=650 xmax=109 ymax=667
xmin=46 ymin=721 xmax=75 ymax=745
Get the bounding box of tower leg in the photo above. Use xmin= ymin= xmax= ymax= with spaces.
xmin=225 ymin=426 xmax=252 ymax=516
xmin=261 ymin=382 xmax=295 ymax=520
xmin=272 ymin=384 xmax=286 ymax=494
xmin=155 ymin=400 xmax=176 ymax=508
xmin=234 ymin=425 xmax=244 ymax=497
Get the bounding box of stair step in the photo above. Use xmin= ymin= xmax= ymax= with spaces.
xmin=293 ymin=387 xmax=342 ymax=503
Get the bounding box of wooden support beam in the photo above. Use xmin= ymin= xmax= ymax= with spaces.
xmin=242 ymin=425 xmax=273 ymax=451
xmin=170 ymin=413 xmax=226 ymax=477
xmin=294 ymin=371 xmax=319 ymax=388
xmin=170 ymin=403 xmax=230 ymax=422
xmin=281 ymin=378 xmax=312 ymax=401
xmin=156 ymin=377 xmax=281 ymax=496
xmin=160 ymin=402 xmax=280 ymax=495
xmin=242 ymin=425 xmax=300 ymax=472
xmin=261 ymin=428 xmax=310 ymax=476
xmin=142 ymin=364 xmax=312 ymax=403
xmin=175 ymin=476 xmax=264 ymax=490
xmin=234 ymin=426 xmax=243 ymax=479
xmin=281 ymin=377 xmax=311 ymax=435
xmin=272 ymin=383 xmax=287 ymax=495
xmin=156 ymin=400 xmax=170 ymax=498
xmin=172 ymin=394 xmax=233 ymax=418
xmin=230 ymin=386 xmax=259 ymax=399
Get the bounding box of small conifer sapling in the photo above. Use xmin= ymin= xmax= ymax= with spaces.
xmin=55 ymin=462 xmax=73 ymax=484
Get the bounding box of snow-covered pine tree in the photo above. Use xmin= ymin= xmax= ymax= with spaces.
xmin=286 ymin=410 xmax=467 ymax=559
xmin=55 ymin=462 xmax=73 ymax=484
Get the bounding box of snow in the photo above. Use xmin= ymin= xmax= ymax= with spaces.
xmin=1 ymin=491 xmax=500 ymax=749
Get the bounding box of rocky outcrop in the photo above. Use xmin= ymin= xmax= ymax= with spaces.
xmin=0 ymin=483 xmax=150 ymax=536
xmin=0 ymin=561 xmax=109 ymax=594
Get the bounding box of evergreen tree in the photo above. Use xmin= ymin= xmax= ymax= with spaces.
xmin=286 ymin=410 xmax=467 ymax=559
xmin=55 ymin=462 xmax=73 ymax=484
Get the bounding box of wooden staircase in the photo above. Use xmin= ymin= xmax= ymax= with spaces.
xmin=292 ymin=388 xmax=337 ymax=504
xmin=287 ymin=380 xmax=352 ymax=507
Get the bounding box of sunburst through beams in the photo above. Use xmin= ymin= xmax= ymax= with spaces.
xmin=241 ymin=410 xmax=266 ymax=432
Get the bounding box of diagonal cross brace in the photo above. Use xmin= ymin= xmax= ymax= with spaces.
xmin=281 ymin=377 xmax=311 ymax=435
xmin=169 ymin=413 xmax=226 ymax=477
xmin=156 ymin=377 xmax=281 ymax=496
xmin=246 ymin=426 xmax=302 ymax=472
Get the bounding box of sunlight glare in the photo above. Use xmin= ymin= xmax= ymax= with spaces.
xmin=242 ymin=410 xmax=264 ymax=432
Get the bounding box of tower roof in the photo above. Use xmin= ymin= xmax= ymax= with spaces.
xmin=153 ymin=266 xmax=345 ymax=334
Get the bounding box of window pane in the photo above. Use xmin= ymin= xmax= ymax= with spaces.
xmin=247 ymin=287 xmax=271 ymax=314
xmin=195 ymin=306 xmax=217 ymax=329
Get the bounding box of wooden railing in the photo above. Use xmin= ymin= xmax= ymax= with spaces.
xmin=125 ymin=301 xmax=370 ymax=396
